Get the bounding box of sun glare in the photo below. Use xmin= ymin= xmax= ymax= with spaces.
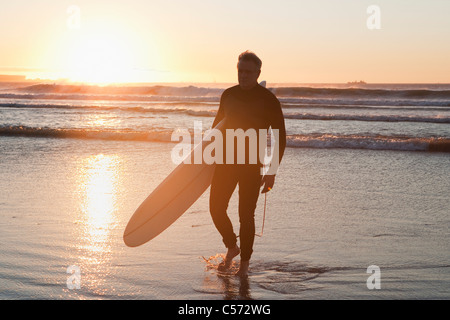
xmin=80 ymin=154 xmax=119 ymax=230
xmin=28 ymin=18 xmax=164 ymax=85
xmin=63 ymin=30 xmax=135 ymax=84
xmin=72 ymin=153 xmax=123 ymax=294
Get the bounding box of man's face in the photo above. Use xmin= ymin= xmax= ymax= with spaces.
xmin=237 ymin=60 xmax=260 ymax=90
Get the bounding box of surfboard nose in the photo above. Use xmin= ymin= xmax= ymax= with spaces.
xmin=123 ymin=234 xmax=138 ymax=247
xmin=123 ymin=225 xmax=140 ymax=247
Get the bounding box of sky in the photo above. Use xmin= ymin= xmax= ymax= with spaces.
xmin=1 ymin=0 xmax=449 ymax=84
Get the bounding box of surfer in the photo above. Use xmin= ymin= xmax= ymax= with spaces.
xmin=209 ymin=51 xmax=286 ymax=277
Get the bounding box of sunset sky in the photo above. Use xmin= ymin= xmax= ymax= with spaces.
xmin=1 ymin=0 xmax=449 ymax=84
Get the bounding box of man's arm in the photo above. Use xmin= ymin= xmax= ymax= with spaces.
xmin=273 ymin=98 xmax=286 ymax=164
xmin=212 ymin=90 xmax=227 ymax=128
xmin=267 ymin=98 xmax=286 ymax=174
xmin=261 ymin=98 xmax=286 ymax=193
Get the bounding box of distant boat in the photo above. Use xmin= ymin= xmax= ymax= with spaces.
xmin=347 ymin=80 xmax=367 ymax=85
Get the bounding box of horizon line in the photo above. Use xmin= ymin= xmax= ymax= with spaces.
xmin=0 ymin=75 xmax=449 ymax=86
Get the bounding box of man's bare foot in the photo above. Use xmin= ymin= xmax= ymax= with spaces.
xmin=234 ymin=260 xmax=249 ymax=278
xmin=217 ymin=246 xmax=240 ymax=272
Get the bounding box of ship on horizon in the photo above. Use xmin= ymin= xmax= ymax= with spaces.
xmin=347 ymin=80 xmax=367 ymax=85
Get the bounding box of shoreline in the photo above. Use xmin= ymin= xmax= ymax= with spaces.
xmin=1 ymin=137 xmax=449 ymax=299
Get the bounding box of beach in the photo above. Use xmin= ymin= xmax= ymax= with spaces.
xmin=0 ymin=82 xmax=449 ymax=299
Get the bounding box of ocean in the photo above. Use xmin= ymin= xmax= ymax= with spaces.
xmin=0 ymin=81 xmax=449 ymax=300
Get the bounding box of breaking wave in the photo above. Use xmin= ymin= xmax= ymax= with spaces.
xmin=2 ymin=84 xmax=450 ymax=108
xmin=9 ymin=83 xmax=450 ymax=99
xmin=1 ymin=125 xmax=449 ymax=152
xmin=2 ymin=102 xmax=448 ymax=124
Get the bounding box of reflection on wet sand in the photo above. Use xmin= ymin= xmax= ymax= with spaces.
xmin=72 ymin=153 xmax=122 ymax=296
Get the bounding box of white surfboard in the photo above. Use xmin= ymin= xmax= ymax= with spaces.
xmin=123 ymin=81 xmax=266 ymax=247
xmin=123 ymin=120 xmax=225 ymax=247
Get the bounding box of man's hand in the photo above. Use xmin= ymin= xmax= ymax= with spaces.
xmin=260 ymin=175 xmax=275 ymax=193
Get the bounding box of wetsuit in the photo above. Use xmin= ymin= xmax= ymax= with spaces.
xmin=209 ymin=84 xmax=286 ymax=262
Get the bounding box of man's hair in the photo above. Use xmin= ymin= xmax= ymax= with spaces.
xmin=238 ymin=50 xmax=262 ymax=70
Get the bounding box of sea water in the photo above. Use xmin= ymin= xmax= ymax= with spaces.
xmin=0 ymin=82 xmax=449 ymax=299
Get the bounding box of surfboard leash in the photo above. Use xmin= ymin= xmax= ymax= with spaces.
xmin=255 ymin=191 xmax=267 ymax=238
xmin=255 ymin=163 xmax=269 ymax=238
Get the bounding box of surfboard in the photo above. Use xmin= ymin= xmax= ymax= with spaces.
xmin=123 ymin=81 xmax=266 ymax=247
xmin=123 ymin=119 xmax=226 ymax=247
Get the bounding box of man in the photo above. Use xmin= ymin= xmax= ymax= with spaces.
xmin=209 ymin=51 xmax=286 ymax=277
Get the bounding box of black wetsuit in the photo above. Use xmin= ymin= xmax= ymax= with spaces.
xmin=209 ymin=84 xmax=286 ymax=261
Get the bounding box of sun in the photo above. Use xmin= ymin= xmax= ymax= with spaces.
xmin=25 ymin=18 xmax=164 ymax=84
xmin=62 ymin=29 xmax=135 ymax=84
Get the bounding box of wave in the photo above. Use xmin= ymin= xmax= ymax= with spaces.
xmin=4 ymin=91 xmax=450 ymax=108
xmin=0 ymin=92 xmax=220 ymax=103
xmin=272 ymin=87 xmax=450 ymax=99
xmin=3 ymin=101 xmax=449 ymax=113
xmin=280 ymin=97 xmax=450 ymax=107
xmin=2 ymin=102 xmax=449 ymax=124
xmin=282 ymin=103 xmax=450 ymax=111
xmin=6 ymin=83 xmax=450 ymax=101
xmin=284 ymin=113 xmax=450 ymax=123
xmin=10 ymin=84 xmax=224 ymax=97
xmin=2 ymin=125 xmax=449 ymax=152
xmin=287 ymin=134 xmax=450 ymax=152
xmin=0 ymin=126 xmax=174 ymax=143
xmin=0 ymin=102 xmax=217 ymax=118
xmin=1 ymin=93 xmax=448 ymax=108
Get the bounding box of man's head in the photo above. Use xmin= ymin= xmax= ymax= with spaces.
xmin=237 ymin=51 xmax=261 ymax=90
